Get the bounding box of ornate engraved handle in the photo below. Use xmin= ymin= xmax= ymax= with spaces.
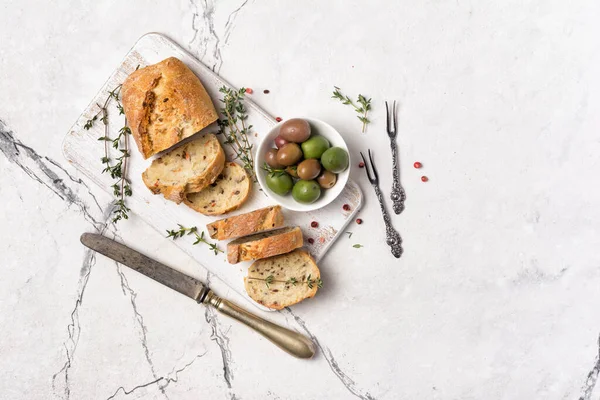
xmin=374 ymin=185 xmax=403 ymax=258
xmin=390 ymin=142 xmax=406 ymax=215
xmin=204 ymin=291 xmax=315 ymax=359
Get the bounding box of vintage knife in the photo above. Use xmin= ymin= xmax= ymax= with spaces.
xmin=80 ymin=233 xmax=315 ymax=359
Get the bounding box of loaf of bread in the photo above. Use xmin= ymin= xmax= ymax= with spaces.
xmin=184 ymin=162 xmax=251 ymax=216
xmin=122 ymin=57 xmax=218 ymax=159
xmin=244 ymin=250 xmax=321 ymax=310
xmin=227 ymin=226 xmax=303 ymax=264
xmin=141 ymin=134 xmax=225 ymax=203
xmin=206 ymin=206 xmax=284 ymax=240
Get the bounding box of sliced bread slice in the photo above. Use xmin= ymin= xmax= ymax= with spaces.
xmin=206 ymin=206 xmax=285 ymax=240
xmin=244 ymin=250 xmax=321 ymax=310
xmin=227 ymin=226 xmax=303 ymax=264
xmin=184 ymin=162 xmax=251 ymax=216
xmin=142 ymin=133 xmax=225 ymax=204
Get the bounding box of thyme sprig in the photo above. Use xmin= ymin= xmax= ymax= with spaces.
xmin=166 ymin=224 xmax=223 ymax=255
xmin=261 ymin=162 xmax=287 ymax=177
xmin=217 ymin=86 xmax=256 ymax=180
xmin=249 ymin=274 xmax=323 ymax=289
xmin=332 ymin=86 xmax=372 ymax=133
xmin=85 ymin=83 xmax=132 ymax=223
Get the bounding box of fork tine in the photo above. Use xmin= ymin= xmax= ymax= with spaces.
xmin=368 ymin=149 xmax=378 ymax=181
xmin=393 ymin=100 xmax=397 ymax=132
xmin=385 ymin=101 xmax=390 ymax=133
xmin=360 ymin=151 xmax=375 ymax=183
xmin=360 ymin=151 xmax=370 ymax=180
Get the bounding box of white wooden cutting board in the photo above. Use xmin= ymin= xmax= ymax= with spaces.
xmin=63 ymin=33 xmax=363 ymax=310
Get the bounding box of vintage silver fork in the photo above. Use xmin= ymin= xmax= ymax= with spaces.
xmin=360 ymin=150 xmax=403 ymax=258
xmin=386 ymin=101 xmax=406 ymax=214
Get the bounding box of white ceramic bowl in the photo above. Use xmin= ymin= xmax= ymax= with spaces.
xmin=255 ymin=117 xmax=350 ymax=212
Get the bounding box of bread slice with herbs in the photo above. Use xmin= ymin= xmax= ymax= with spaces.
xmin=227 ymin=226 xmax=303 ymax=264
xmin=207 ymin=206 xmax=285 ymax=240
xmin=244 ymin=250 xmax=321 ymax=310
xmin=122 ymin=57 xmax=219 ymax=159
xmin=142 ymin=134 xmax=225 ymax=203
xmin=184 ymin=162 xmax=252 ymax=216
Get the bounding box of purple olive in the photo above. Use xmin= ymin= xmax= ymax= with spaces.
xmin=274 ymin=135 xmax=289 ymax=149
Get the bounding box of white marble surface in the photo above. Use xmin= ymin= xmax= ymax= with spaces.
xmin=1 ymin=1 xmax=600 ymax=399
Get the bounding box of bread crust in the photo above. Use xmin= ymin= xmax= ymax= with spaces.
xmin=244 ymin=250 xmax=320 ymax=310
xmin=227 ymin=227 xmax=303 ymax=264
xmin=141 ymin=134 xmax=225 ymax=204
xmin=122 ymin=57 xmax=218 ymax=159
xmin=184 ymin=162 xmax=251 ymax=216
xmin=206 ymin=206 xmax=284 ymax=240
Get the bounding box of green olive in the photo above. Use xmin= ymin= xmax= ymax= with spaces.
xmin=276 ymin=143 xmax=303 ymax=166
xmin=301 ymin=135 xmax=330 ymax=159
xmin=265 ymin=148 xmax=283 ymax=169
xmin=266 ymin=172 xmax=293 ymax=195
xmin=317 ymin=170 xmax=337 ymax=188
xmin=320 ymin=147 xmax=349 ymax=173
xmin=292 ymin=180 xmax=321 ymax=204
xmin=297 ymin=159 xmax=321 ymax=180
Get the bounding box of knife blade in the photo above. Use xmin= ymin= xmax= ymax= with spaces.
xmin=80 ymin=232 xmax=315 ymax=359
xmin=81 ymin=232 xmax=210 ymax=303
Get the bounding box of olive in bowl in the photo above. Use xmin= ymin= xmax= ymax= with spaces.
xmin=256 ymin=117 xmax=350 ymax=212
xmin=292 ymin=180 xmax=321 ymax=204
xmin=297 ymin=159 xmax=321 ymax=180
xmin=301 ymin=135 xmax=330 ymax=159
xmin=279 ymin=118 xmax=311 ymax=143
xmin=321 ymin=147 xmax=349 ymax=173
xmin=266 ymin=171 xmax=293 ymax=195
xmin=276 ymin=143 xmax=303 ymax=166
xmin=317 ymin=170 xmax=337 ymax=188
xmin=265 ymin=148 xmax=283 ymax=169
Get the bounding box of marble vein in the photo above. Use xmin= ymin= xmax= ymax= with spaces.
xmin=116 ymin=263 xmax=169 ymax=399
xmin=188 ymin=0 xmax=251 ymax=74
xmin=51 ymin=205 xmax=114 ymax=400
xmin=285 ymin=309 xmax=377 ymax=400
xmin=0 ymin=119 xmax=123 ymax=399
xmin=223 ymin=0 xmax=252 ymax=48
xmin=578 ymin=332 xmax=600 ymax=400
xmin=0 ymin=118 xmax=105 ymax=231
xmin=204 ymin=272 xmax=235 ymax=389
xmin=188 ymin=0 xmax=222 ymax=72
xmin=105 ymin=353 xmax=206 ymax=400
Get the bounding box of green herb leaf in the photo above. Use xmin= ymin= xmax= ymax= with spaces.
xmin=218 ymin=86 xmax=256 ymax=180
xmin=332 ymin=86 xmax=372 ymax=133
xmin=265 ymin=275 xmax=274 ymax=288
xmin=167 ymin=224 xmax=223 ymax=255
xmin=353 ymin=244 xmax=364 ymax=248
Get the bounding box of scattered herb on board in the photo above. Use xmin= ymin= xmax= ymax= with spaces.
xmin=217 ymin=86 xmax=256 ymax=180
xmin=249 ymin=275 xmax=323 ymax=289
xmin=353 ymin=244 xmax=364 ymax=248
xmin=332 ymin=86 xmax=372 ymax=133
xmin=85 ymin=83 xmax=132 ymax=223
xmin=345 ymin=231 xmax=353 ymax=239
xmin=166 ymin=224 xmax=223 ymax=255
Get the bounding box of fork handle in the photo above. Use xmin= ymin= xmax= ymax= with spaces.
xmin=373 ymin=184 xmax=403 ymax=258
xmin=390 ymin=141 xmax=406 ymax=215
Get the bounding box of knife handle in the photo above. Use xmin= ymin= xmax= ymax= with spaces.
xmin=204 ymin=291 xmax=315 ymax=359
